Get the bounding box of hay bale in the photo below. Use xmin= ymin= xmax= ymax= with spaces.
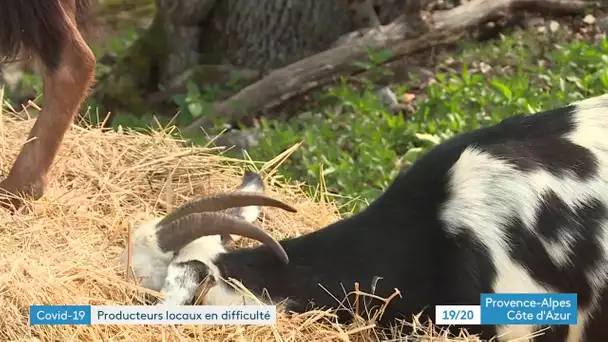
xmin=0 ymin=113 xmax=476 ymax=341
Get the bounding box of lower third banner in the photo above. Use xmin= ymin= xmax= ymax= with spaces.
xmin=435 ymin=293 xmax=577 ymax=326
xmin=30 ymin=305 xmax=277 ymax=325
xmin=480 ymin=293 xmax=577 ymax=325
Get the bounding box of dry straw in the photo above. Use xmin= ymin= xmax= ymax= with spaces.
xmin=0 ymin=98 xmax=487 ymax=341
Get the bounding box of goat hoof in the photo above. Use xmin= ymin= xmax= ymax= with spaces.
xmin=0 ymin=177 xmax=45 ymax=211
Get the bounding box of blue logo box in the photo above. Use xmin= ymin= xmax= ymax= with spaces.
xmin=480 ymin=293 xmax=577 ymax=325
xmin=30 ymin=305 xmax=92 ymax=325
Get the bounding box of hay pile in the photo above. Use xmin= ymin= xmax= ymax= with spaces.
xmin=0 ymin=110 xmax=478 ymax=341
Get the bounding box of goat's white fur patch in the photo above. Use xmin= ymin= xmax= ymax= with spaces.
xmin=158 ymin=237 xmax=260 ymax=306
xmin=441 ymin=95 xmax=608 ymax=342
xmin=159 ymin=236 xmax=228 ymax=305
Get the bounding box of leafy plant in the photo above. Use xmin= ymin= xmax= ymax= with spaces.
xmin=248 ymin=34 xmax=608 ymax=213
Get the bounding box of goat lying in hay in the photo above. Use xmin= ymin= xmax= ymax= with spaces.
xmin=0 ymin=0 xmax=96 ymax=210
xmin=125 ymin=94 xmax=608 ymax=341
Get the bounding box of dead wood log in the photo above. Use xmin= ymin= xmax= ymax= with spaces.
xmin=184 ymin=0 xmax=594 ymax=133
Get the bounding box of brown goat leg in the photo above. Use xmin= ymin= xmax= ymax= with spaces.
xmin=0 ymin=1 xmax=95 ymax=210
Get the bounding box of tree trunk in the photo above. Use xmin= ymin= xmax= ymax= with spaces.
xmin=93 ymin=0 xmax=362 ymax=119
xmin=198 ymin=0 xmax=355 ymax=70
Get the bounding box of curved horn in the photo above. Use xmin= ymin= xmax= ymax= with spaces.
xmin=158 ymin=193 xmax=297 ymax=227
xmin=156 ymin=212 xmax=289 ymax=264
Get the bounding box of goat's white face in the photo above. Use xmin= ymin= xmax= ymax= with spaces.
xmin=158 ymin=235 xmax=226 ymax=305
xmin=120 ymin=171 xmax=296 ymax=306
xmin=122 ymin=174 xmax=265 ymax=289
xmin=156 ymin=175 xmax=268 ymax=304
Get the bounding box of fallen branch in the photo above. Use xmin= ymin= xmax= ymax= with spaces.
xmin=185 ymin=0 xmax=594 ymax=133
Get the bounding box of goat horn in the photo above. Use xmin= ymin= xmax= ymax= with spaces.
xmin=156 ymin=212 xmax=289 ymax=264
xmin=157 ymin=192 xmax=297 ymax=228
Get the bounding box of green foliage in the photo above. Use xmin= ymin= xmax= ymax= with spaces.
xmin=172 ymin=81 xmax=217 ymax=128
xmin=251 ymin=81 xmax=412 ymax=212
xmin=247 ymin=34 xmax=608 ymax=213
xmin=90 ymin=26 xmax=141 ymax=79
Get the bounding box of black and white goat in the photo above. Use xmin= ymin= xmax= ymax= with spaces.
xmin=127 ymin=95 xmax=608 ymax=341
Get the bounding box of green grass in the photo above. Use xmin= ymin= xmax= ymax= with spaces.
xmin=244 ymin=31 xmax=608 ymax=213
xmin=3 ymin=23 xmax=607 ymax=215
